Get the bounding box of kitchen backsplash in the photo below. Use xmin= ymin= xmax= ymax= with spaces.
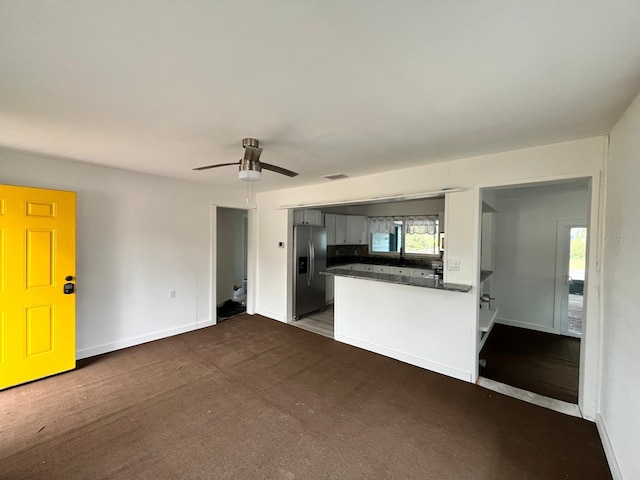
xmin=328 ymin=245 xmax=368 ymax=257
xmin=327 ymin=244 xmax=441 ymax=268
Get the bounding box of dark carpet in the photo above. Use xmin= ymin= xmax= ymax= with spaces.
xmin=1 ymin=315 xmax=609 ymax=479
xmin=479 ymin=323 xmax=581 ymax=403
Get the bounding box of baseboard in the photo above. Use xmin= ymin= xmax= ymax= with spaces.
xmin=496 ymin=317 xmax=559 ymax=335
xmin=596 ymin=414 xmax=622 ymax=480
xmin=76 ymin=320 xmax=216 ymax=360
xmin=255 ymin=307 xmax=286 ymax=322
xmin=334 ymin=333 xmax=473 ymax=383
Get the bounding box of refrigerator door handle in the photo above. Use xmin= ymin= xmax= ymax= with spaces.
xmin=308 ymin=239 xmax=314 ymax=286
xmin=311 ymin=239 xmax=315 ymax=284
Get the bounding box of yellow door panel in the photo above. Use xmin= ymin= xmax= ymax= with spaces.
xmin=0 ymin=184 xmax=76 ymax=390
xmin=0 ymin=310 xmax=5 ymax=365
xmin=0 ymin=227 xmax=5 ymax=293
xmin=26 ymin=200 xmax=56 ymax=217
xmin=26 ymin=305 xmax=54 ymax=356
xmin=26 ymin=229 xmax=55 ymax=288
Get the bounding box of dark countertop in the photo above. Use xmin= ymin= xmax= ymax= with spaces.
xmin=322 ymin=268 xmax=472 ymax=293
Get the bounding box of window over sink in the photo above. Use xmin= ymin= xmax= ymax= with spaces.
xmin=369 ymin=216 xmax=440 ymax=256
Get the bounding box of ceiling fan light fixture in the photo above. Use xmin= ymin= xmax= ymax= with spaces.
xmin=239 ymin=169 xmax=262 ymax=182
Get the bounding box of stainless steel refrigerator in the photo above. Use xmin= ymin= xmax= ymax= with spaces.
xmin=293 ymin=225 xmax=327 ymax=320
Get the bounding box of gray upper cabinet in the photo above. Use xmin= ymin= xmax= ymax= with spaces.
xmin=293 ymin=209 xmax=323 ymax=226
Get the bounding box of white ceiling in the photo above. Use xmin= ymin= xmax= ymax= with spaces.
xmin=1 ymin=1 xmax=639 ymax=192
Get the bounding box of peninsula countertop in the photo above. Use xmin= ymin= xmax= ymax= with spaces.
xmin=322 ymin=267 xmax=472 ymax=293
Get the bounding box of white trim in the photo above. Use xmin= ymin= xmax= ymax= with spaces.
xmin=477 ymin=377 xmax=582 ymax=418
xmin=596 ymin=414 xmax=622 ymax=480
xmin=581 ymin=169 xmax=603 ymax=420
xmin=212 ymin=199 xmax=257 ymax=209
xmin=76 ymin=320 xmax=215 ymax=359
xmin=256 ymin=307 xmax=287 ymax=322
xmin=211 ymin=202 xmax=258 ymax=324
xmin=473 ymin=170 xmax=598 ymax=191
xmin=335 ymin=333 xmax=473 ymax=382
xmin=210 ymin=205 xmax=217 ymax=326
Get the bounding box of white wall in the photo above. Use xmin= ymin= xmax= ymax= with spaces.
xmin=256 ymin=136 xmax=605 ymax=419
xmin=494 ymin=188 xmax=589 ymax=332
xmin=600 ymin=92 xmax=640 ymax=479
xmin=0 ymin=148 xmax=246 ymax=358
xmin=323 ymin=197 xmax=444 ymax=216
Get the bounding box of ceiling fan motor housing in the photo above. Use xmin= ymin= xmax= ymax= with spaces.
xmin=242 ymin=138 xmax=260 ymax=149
xmin=240 ymin=158 xmax=262 ymax=172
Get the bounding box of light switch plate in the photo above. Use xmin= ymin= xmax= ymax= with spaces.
xmin=448 ymin=259 xmax=460 ymax=271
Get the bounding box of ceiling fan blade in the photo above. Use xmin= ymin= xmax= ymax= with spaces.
xmin=192 ymin=161 xmax=240 ymax=171
xmin=261 ymin=162 xmax=299 ymax=177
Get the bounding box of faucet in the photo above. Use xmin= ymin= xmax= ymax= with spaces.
xmin=399 ymin=245 xmax=405 ymax=265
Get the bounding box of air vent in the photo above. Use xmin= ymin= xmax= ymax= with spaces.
xmin=322 ymin=173 xmax=348 ymax=181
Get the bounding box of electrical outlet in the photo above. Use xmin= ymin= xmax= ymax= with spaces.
xmin=447 ymin=259 xmax=460 ymax=271
xmin=168 ymin=290 xmax=176 ymax=298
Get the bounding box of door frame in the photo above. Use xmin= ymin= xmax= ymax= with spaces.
xmin=554 ymin=220 xmax=587 ymax=337
xmin=475 ymin=170 xmax=603 ymax=419
xmin=210 ymin=201 xmax=257 ymax=326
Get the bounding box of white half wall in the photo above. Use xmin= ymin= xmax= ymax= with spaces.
xmin=601 ymin=91 xmax=640 ymax=479
xmin=493 ymin=188 xmax=589 ymax=332
xmin=0 ymin=148 xmax=247 ymax=358
xmin=334 ymin=276 xmax=477 ymax=382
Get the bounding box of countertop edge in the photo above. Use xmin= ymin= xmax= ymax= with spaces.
xmin=321 ymin=269 xmax=472 ymax=293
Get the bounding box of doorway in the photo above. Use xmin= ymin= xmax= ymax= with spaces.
xmin=555 ymin=223 xmax=587 ymax=338
xmin=478 ymin=179 xmax=591 ymax=407
xmin=216 ymin=207 xmax=248 ymax=321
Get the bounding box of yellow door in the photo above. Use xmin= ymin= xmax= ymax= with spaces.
xmin=0 ymin=184 xmax=76 ymax=390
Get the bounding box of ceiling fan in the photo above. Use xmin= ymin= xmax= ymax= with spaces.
xmin=193 ymin=138 xmax=299 ymax=182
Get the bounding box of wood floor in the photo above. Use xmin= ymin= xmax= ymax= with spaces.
xmin=479 ymin=323 xmax=581 ymax=403
xmin=292 ymin=304 xmax=334 ymax=338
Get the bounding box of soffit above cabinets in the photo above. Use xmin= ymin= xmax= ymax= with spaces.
xmin=279 ymin=189 xmax=461 ymax=210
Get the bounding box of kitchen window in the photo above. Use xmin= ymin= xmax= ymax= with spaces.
xmin=369 ymin=216 xmax=440 ymax=256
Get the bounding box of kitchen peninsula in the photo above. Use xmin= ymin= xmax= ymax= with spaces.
xmin=323 ymin=266 xmax=476 ymax=382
